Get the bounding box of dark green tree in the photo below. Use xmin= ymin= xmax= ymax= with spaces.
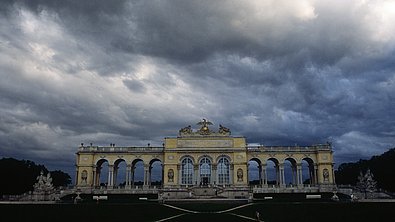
xmin=0 ymin=158 xmax=71 ymax=195
xmin=335 ymin=148 xmax=395 ymax=192
xmin=50 ymin=170 xmax=72 ymax=188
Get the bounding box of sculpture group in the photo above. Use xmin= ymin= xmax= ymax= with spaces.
xmin=179 ymin=119 xmax=231 ymax=136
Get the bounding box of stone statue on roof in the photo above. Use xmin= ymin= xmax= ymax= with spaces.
xmin=197 ymin=119 xmax=213 ymax=135
xmin=179 ymin=125 xmax=192 ymax=135
xmin=219 ymin=124 xmax=231 ymax=135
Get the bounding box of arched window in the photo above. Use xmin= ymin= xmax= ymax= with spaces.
xmin=199 ymin=157 xmax=211 ymax=185
xmin=181 ymin=157 xmax=193 ymax=185
xmin=218 ymin=157 xmax=230 ymax=184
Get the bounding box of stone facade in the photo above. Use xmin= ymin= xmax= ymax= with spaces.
xmin=75 ymin=120 xmax=335 ymax=198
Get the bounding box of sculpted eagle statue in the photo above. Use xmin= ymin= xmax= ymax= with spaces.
xmin=197 ymin=119 xmax=213 ymax=134
xmin=197 ymin=119 xmax=213 ymax=127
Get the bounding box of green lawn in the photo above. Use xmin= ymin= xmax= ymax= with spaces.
xmin=1 ymin=201 xmax=394 ymax=222
xmin=233 ymin=201 xmax=395 ymax=222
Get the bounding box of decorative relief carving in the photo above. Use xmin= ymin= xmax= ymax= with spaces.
xmin=177 ymin=140 xmax=233 ymax=148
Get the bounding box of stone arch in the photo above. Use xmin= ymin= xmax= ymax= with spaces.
xmin=265 ymin=157 xmax=280 ymax=186
xmin=96 ymin=158 xmax=109 ymax=166
xmin=248 ymin=158 xmax=262 ymax=185
xmin=113 ymin=158 xmax=127 ymax=187
xmin=180 ymin=155 xmax=195 ymax=164
xmin=284 ymin=157 xmax=297 ymax=186
xmin=95 ymin=158 xmax=109 ymax=187
xmin=216 ymin=154 xmax=232 ymax=163
xmin=149 ymin=158 xmax=163 ymax=187
xmin=131 ymin=158 xmax=144 ymax=187
xmin=302 ymin=157 xmax=316 ymax=185
xmin=198 ymin=154 xmax=214 ymax=162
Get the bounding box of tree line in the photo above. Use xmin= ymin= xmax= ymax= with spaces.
xmin=335 ymin=148 xmax=395 ymax=192
xmin=0 ymin=157 xmax=71 ymax=195
xmin=2 ymin=148 xmax=394 ymax=195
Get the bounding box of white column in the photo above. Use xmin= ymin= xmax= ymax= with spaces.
xmin=131 ymin=166 xmax=135 ymax=186
xmin=113 ymin=166 xmax=118 ymax=187
xmin=108 ymin=165 xmax=114 ymax=187
xmin=194 ymin=164 xmax=199 ymax=185
xmin=92 ymin=167 xmax=97 ymax=187
xmin=261 ymin=164 xmax=267 ymax=186
xmin=279 ymin=164 xmax=285 ymax=186
xmin=126 ymin=164 xmax=131 ymax=187
xmin=97 ymin=167 xmax=102 ymax=186
xmin=296 ymin=164 xmax=302 ymax=186
xmin=177 ymin=164 xmax=182 ymax=185
xmin=275 ymin=165 xmax=280 ymax=185
xmin=229 ymin=164 xmax=234 ymax=185
xmin=148 ymin=165 xmax=153 ymax=187
xmin=212 ymin=164 xmax=217 ymax=185
xmin=143 ymin=164 xmax=149 ymax=188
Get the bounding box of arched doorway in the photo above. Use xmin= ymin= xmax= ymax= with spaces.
xmin=114 ymin=159 xmax=127 ymax=188
xmin=284 ymin=158 xmax=297 ymax=186
xmin=302 ymin=158 xmax=315 ymax=185
xmin=248 ymin=158 xmax=261 ymax=186
xmin=149 ymin=159 xmax=163 ymax=187
xmin=96 ymin=159 xmax=109 ymax=187
xmin=131 ymin=159 xmax=144 ymax=187
xmin=266 ymin=158 xmax=279 ymax=186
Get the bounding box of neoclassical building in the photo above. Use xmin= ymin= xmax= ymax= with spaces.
xmin=75 ymin=119 xmax=335 ymax=199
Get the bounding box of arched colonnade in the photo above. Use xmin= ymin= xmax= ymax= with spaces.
xmin=81 ymin=157 xmax=163 ymax=188
xmin=247 ymin=157 xmax=317 ymax=187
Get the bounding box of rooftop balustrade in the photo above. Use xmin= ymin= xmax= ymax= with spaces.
xmin=78 ymin=145 xmax=164 ymax=153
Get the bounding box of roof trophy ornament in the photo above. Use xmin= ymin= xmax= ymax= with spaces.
xmin=179 ymin=125 xmax=192 ymax=135
xmin=197 ymin=118 xmax=213 ymax=135
xmin=219 ymin=124 xmax=231 ymax=135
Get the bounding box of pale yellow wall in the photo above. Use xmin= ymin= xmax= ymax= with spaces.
xmin=76 ymin=137 xmax=335 ymax=186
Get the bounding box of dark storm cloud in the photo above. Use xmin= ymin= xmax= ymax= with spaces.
xmin=1 ymin=0 xmax=395 ymax=178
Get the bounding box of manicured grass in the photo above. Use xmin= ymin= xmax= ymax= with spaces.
xmin=1 ymin=201 xmax=395 ymax=221
xmin=0 ymin=203 xmax=180 ymax=222
xmin=233 ymin=201 xmax=395 ymax=222
xmin=167 ymin=201 xmax=245 ymax=212
xmin=168 ymin=212 xmax=252 ymax=222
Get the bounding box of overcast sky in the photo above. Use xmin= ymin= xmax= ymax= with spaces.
xmin=1 ymin=0 xmax=395 ymax=179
